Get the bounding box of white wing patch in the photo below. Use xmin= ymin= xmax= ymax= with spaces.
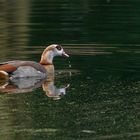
xmin=12 ymin=66 xmax=46 ymax=78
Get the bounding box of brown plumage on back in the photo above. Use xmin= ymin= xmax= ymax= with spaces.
xmin=0 ymin=64 xmax=17 ymax=73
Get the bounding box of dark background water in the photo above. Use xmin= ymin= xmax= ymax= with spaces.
xmin=0 ymin=0 xmax=140 ymax=140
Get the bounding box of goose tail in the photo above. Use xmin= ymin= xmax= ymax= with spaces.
xmin=0 ymin=71 xmax=9 ymax=81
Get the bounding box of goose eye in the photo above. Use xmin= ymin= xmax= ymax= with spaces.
xmin=56 ymin=45 xmax=62 ymax=51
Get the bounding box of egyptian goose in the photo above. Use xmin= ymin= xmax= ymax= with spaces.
xmin=0 ymin=44 xmax=69 ymax=80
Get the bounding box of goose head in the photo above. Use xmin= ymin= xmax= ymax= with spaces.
xmin=40 ymin=44 xmax=69 ymax=65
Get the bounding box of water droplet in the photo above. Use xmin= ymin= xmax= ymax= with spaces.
xmin=68 ymin=60 xmax=72 ymax=68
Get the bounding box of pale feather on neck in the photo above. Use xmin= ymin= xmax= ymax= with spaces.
xmin=40 ymin=50 xmax=54 ymax=65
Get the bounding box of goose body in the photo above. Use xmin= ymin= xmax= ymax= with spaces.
xmin=0 ymin=44 xmax=69 ymax=80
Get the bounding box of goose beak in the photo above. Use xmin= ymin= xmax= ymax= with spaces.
xmin=62 ymin=51 xmax=69 ymax=57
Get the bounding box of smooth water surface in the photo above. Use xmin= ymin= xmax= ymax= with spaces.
xmin=0 ymin=1 xmax=140 ymax=140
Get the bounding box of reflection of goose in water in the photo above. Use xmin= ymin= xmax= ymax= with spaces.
xmin=42 ymin=81 xmax=70 ymax=100
xmin=0 ymin=77 xmax=46 ymax=94
xmin=0 ymin=44 xmax=69 ymax=80
xmin=0 ymin=65 xmax=71 ymax=100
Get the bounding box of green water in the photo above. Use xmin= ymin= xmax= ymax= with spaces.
xmin=0 ymin=0 xmax=140 ymax=140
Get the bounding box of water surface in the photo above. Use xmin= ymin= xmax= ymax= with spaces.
xmin=0 ymin=0 xmax=140 ymax=140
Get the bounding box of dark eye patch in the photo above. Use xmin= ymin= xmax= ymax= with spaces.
xmin=56 ymin=45 xmax=62 ymax=51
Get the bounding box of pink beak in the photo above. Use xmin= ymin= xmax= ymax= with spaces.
xmin=62 ymin=51 xmax=69 ymax=57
